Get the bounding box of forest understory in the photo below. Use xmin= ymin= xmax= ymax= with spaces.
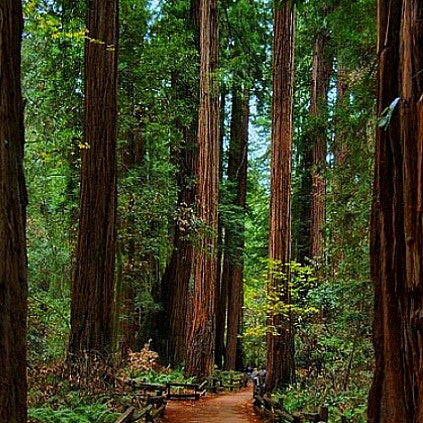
xmin=1 ymin=0 xmax=422 ymax=422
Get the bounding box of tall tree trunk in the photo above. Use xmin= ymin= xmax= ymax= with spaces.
xmin=309 ymin=30 xmax=331 ymax=260
xmin=224 ymin=87 xmax=249 ymax=371
xmin=0 ymin=2 xmax=27 ymax=421
xmin=160 ymin=0 xmax=199 ymax=368
xmin=118 ymin=94 xmax=144 ymax=360
xmin=368 ymin=0 xmax=423 ymax=422
xmin=68 ymin=0 xmax=118 ymax=370
xmin=185 ymin=0 xmax=219 ymax=379
xmin=215 ymin=89 xmax=226 ymax=369
xmin=162 ymin=114 xmax=197 ymax=367
xmin=266 ymin=0 xmax=295 ymax=390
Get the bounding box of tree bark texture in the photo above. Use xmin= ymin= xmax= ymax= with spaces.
xmin=368 ymin=1 xmax=423 ymax=422
xmin=68 ymin=0 xmax=118 ymax=362
xmin=224 ymin=88 xmax=249 ymax=371
xmin=185 ymin=0 xmax=219 ymax=379
xmin=0 ymin=2 xmax=27 ymax=421
xmin=266 ymin=1 xmax=295 ymax=390
xmin=162 ymin=113 xmax=197 ymax=367
xmin=309 ymin=30 xmax=331 ymax=259
xmin=215 ymin=89 xmax=226 ymax=369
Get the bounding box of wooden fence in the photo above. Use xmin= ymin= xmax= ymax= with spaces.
xmin=115 ymin=373 xmax=247 ymax=422
xmin=210 ymin=371 xmax=248 ymax=392
xmin=115 ymin=395 xmax=166 ymax=423
xmin=253 ymin=391 xmax=329 ymax=423
xmin=129 ymin=379 xmax=208 ymax=400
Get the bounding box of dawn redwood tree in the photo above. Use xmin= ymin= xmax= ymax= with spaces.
xmin=309 ymin=28 xmax=331 ymax=259
xmin=185 ymin=0 xmax=220 ymax=378
xmin=266 ymin=0 xmax=295 ymax=390
xmin=368 ymin=0 xmax=423 ymax=422
xmin=0 ymin=2 xmax=27 ymax=421
xmin=68 ymin=0 xmax=118 ymax=368
xmin=223 ymin=87 xmax=249 ymax=370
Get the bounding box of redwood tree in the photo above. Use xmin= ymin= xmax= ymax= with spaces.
xmin=309 ymin=29 xmax=331 ymax=259
xmin=185 ymin=0 xmax=219 ymax=378
xmin=68 ymin=0 xmax=119 ymax=365
xmin=215 ymin=89 xmax=226 ymax=368
xmin=161 ymin=0 xmax=199 ymax=367
xmin=266 ymin=0 xmax=295 ymax=390
xmin=368 ymin=0 xmax=423 ymax=421
xmin=162 ymin=95 xmax=197 ymax=367
xmin=0 ymin=2 xmax=27 ymax=420
xmin=223 ymin=87 xmax=249 ymax=370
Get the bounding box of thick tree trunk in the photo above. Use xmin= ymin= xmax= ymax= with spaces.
xmin=162 ymin=117 xmax=196 ymax=367
xmin=68 ymin=0 xmax=118 ymax=368
xmin=309 ymin=30 xmax=331 ymax=260
xmin=185 ymin=0 xmax=219 ymax=379
xmin=266 ymin=1 xmax=295 ymax=390
xmin=0 ymin=2 xmax=27 ymax=421
xmin=368 ymin=1 xmax=423 ymax=422
xmin=224 ymin=88 xmax=249 ymax=371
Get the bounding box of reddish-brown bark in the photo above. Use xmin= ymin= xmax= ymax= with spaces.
xmin=266 ymin=1 xmax=295 ymax=390
xmin=0 ymin=2 xmax=27 ymax=421
xmin=161 ymin=3 xmax=199 ymax=366
xmin=368 ymin=1 xmax=423 ymax=421
xmin=309 ymin=30 xmax=331 ymax=259
xmin=215 ymin=90 xmax=226 ymax=369
xmin=224 ymin=88 xmax=249 ymax=371
xmin=185 ymin=0 xmax=219 ymax=378
xmin=162 ymin=117 xmax=196 ymax=366
xmin=68 ymin=0 xmax=118 ymax=363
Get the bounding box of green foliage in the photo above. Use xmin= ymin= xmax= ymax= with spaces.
xmin=21 ymin=0 xmax=377 ymax=418
xmin=133 ymin=368 xmax=196 ymax=386
xmin=28 ymin=404 xmax=117 ymax=423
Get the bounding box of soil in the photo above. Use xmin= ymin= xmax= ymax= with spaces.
xmin=163 ymin=387 xmax=263 ymax=422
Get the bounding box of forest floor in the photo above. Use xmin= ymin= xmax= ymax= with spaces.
xmin=163 ymin=386 xmax=263 ymax=422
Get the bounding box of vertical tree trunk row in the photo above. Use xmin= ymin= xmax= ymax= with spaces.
xmin=224 ymin=88 xmax=249 ymax=370
xmin=68 ymin=0 xmax=119 ymax=365
xmin=185 ymin=0 xmax=220 ymax=378
xmin=368 ymin=0 xmax=423 ymax=422
xmin=0 ymin=2 xmax=27 ymax=421
xmin=309 ymin=30 xmax=331 ymax=259
xmin=266 ymin=0 xmax=295 ymax=390
xmin=215 ymin=90 xmax=226 ymax=369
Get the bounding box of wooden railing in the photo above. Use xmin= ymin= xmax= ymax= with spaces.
xmin=210 ymin=371 xmax=248 ymax=392
xmin=253 ymin=391 xmax=329 ymax=423
xmin=114 ymin=395 xmax=167 ymax=423
xmin=128 ymin=379 xmax=207 ymax=401
xmin=165 ymin=379 xmax=208 ymax=400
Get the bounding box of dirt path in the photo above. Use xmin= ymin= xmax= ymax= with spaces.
xmin=163 ymin=387 xmax=262 ymax=423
